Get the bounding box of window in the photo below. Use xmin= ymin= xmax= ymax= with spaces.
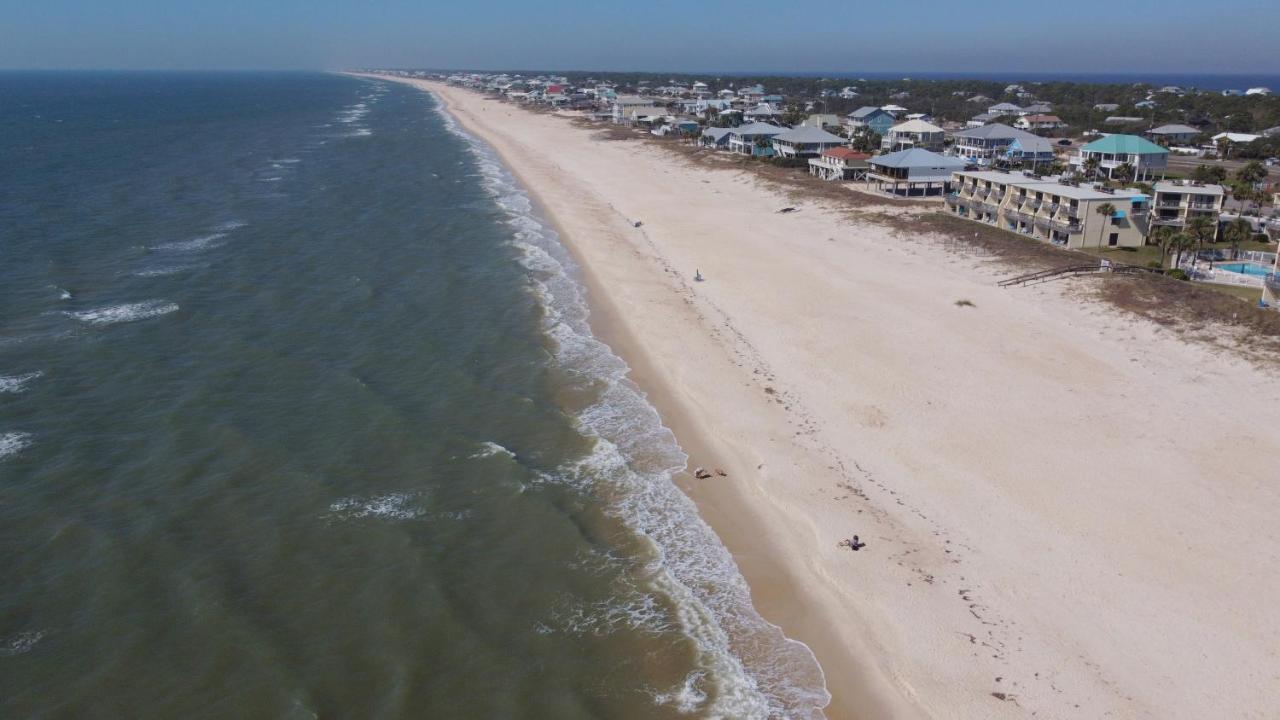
xmin=1108 ymin=233 xmax=1119 ymax=246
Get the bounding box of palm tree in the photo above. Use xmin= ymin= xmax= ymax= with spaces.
xmin=1216 ymin=136 xmax=1232 ymax=159
xmin=1113 ymin=162 xmax=1134 ymax=184
xmin=1224 ymin=216 xmax=1255 ymax=259
xmin=1187 ymin=215 xmax=1216 ymax=256
xmin=1171 ymin=232 xmax=1195 ymax=269
xmin=1151 ymin=225 xmax=1176 ymax=268
xmin=1095 ymin=202 xmax=1116 ymax=248
xmin=1082 ymin=155 xmax=1101 ymax=180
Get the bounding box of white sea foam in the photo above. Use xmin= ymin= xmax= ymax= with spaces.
xmin=348 ymin=128 xmax=373 ymax=137
xmin=655 ymin=671 xmax=711 ymax=714
xmin=58 ymin=288 xmax=72 ymax=300
xmin=431 ymin=92 xmax=830 ymax=719
xmin=0 ymin=371 xmax=43 ymax=394
xmin=215 ymin=220 xmax=249 ymax=231
xmin=0 ymin=432 xmax=33 ymax=460
xmin=0 ymin=630 xmax=44 ymax=656
xmin=469 ymin=441 xmax=515 ymax=459
xmin=132 ymin=264 xmax=200 ymax=278
xmin=152 ymin=233 xmax=226 ymax=252
xmin=65 ymin=300 xmax=178 ymax=326
xmin=328 ymin=493 xmax=424 ymax=521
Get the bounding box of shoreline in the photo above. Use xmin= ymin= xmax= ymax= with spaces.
xmin=358 ymin=73 xmax=1280 ymax=720
xmin=392 ymin=74 xmax=901 ymax=719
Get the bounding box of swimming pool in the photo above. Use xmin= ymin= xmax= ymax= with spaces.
xmin=1216 ymin=262 xmax=1275 ymax=278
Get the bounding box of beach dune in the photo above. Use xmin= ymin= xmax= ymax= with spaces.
xmin=375 ymin=75 xmax=1280 ymax=720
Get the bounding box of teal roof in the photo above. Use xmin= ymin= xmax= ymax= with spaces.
xmin=1081 ymin=134 xmax=1169 ymax=155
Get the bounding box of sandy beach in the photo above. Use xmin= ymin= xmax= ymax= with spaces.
xmin=369 ymin=75 xmax=1280 ymax=719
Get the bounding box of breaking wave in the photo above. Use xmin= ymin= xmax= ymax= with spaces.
xmin=0 ymin=371 xmax=43 ymax=394
xmin=327 ymin=493 xmax=425 ymax=521
xmin=0 ymin=432 xmax=33 ymax=460
xmin=430 ymin=90 xmax=830 ymax=719
xmin=65 ymin=300 xmax=178 ymax=326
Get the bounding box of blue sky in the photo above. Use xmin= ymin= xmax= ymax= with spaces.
xmin=3 ymin=0 xmax=1278 ymax=74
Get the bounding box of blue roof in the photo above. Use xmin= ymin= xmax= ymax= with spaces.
xmin=1081 ymin=134 xmax=1169 ymax=155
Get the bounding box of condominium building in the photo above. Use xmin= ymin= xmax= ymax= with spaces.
xmin=1150 ymin=181 xmax=1226 ymax=231
xmin=945 ymin=170 xmax=1150 ymax=249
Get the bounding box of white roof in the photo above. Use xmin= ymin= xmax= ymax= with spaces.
xmin=889 ymin=119 xmax=943 ymax=134
xmin=1212 ymin=132 xmax=1260 ymax=143
xmin=1153 ymin=181 xmax=1225 ymax=196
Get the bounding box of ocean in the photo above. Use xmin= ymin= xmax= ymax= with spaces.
xmin=0 ymin=72 xmax=827 ymax=718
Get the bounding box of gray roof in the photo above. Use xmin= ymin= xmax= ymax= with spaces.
xmin=848 ymin=106 xmax=887 ymax=119
xmin=870 ymin=147 xmax=966 ymax=169
xmin=952 ymin=122 xmax=1039 ymax=141
xmin=1008 ymin=135 xmax=1054 ymax=154
xmin=970 ymin=112 xmax=1002 ymax=122
xmin=1148 ymin=124 xmax=1200 ymax=135
xmin=701 ymin=127 xmax=733 ymax=140
xmin=772 ymin=126 xmax=846 ymax=144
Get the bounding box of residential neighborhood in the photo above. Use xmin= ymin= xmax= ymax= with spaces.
xmin=379 ymin=68 xmax=1279 ymax=304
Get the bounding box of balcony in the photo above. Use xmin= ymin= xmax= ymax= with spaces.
xmin=1026 ymin=199 xmax=1042 ymax=210
xmin=944 ymin=194 xmax=960 ymax=206
xmin=1052 ymin=218 xmax=1083 ymax=233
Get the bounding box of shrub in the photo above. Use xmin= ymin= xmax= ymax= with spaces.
xmin=1166 ymin=268 xmax=1189 ymax=280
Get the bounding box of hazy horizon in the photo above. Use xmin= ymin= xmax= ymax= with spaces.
xmin=4 ymin=0 xmax=1278 ymax=76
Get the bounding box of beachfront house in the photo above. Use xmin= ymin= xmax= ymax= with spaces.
xmin=700 ymin=126 xmax=734 ymax=149
xmin=1151 ymin=180 xmax=1226 ymax=232
xmin=950 ymin=123 xmax=1052 ymax=167
xmin=771 ymin=126 xmax=848 ymax=159
xmin=845 ymin=107 xmax=896 ymax=136
xmin=1014 ymin=114 xmax=1066 ymax=133
xmin=946 ymin=171 xmax=1150 ymax=248
xmin=866 ymin=148 xmax=966 ymax=197
xmin=987 ymin=102 xmax=1022 ymax=116
xmin=881 ymin=119 xmax=945 ymax=152
xmin=727 ymin=122 xmax=787 ymax=156
xmin=1070 ymin=134 xmax=1169 ymax=181
xmin=808 ymin=148 xmax=872 ymax=181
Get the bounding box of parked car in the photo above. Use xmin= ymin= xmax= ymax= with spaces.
xmin=1057 ymin=138 xmax=1073 ymax=146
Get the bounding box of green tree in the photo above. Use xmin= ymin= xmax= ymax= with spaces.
xmin=1216 ymin=136 xmax=1232 ymax=159
xmin=1191 ymin=164 xmax=1228 ymax=183
xmin=1150 ymin=225 xmax=1177 ymax=267
xmin=1223 ymin=216 xmax=1255 ymax=258
xmin=1187 ymin=215 xmax=1217 ymax=254
xmin=1113 ymin=162 xmax=1134 ymax=184
xmin=1236 ymin=160 xmax=1267 ymax=186
xmin=1170 ymin=232 xmax=1196 ymax=269
xmin=1082 ymin=155 xmax=1101 ymax=180
xmin=1095 ymin=202 xmax=1116 ymax=247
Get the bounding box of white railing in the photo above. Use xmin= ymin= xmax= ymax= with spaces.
xmin=1182 ymin=260 xmax=1266 ymax=287
xmin=1237 ymin=250 xmax=1277 ymax=265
